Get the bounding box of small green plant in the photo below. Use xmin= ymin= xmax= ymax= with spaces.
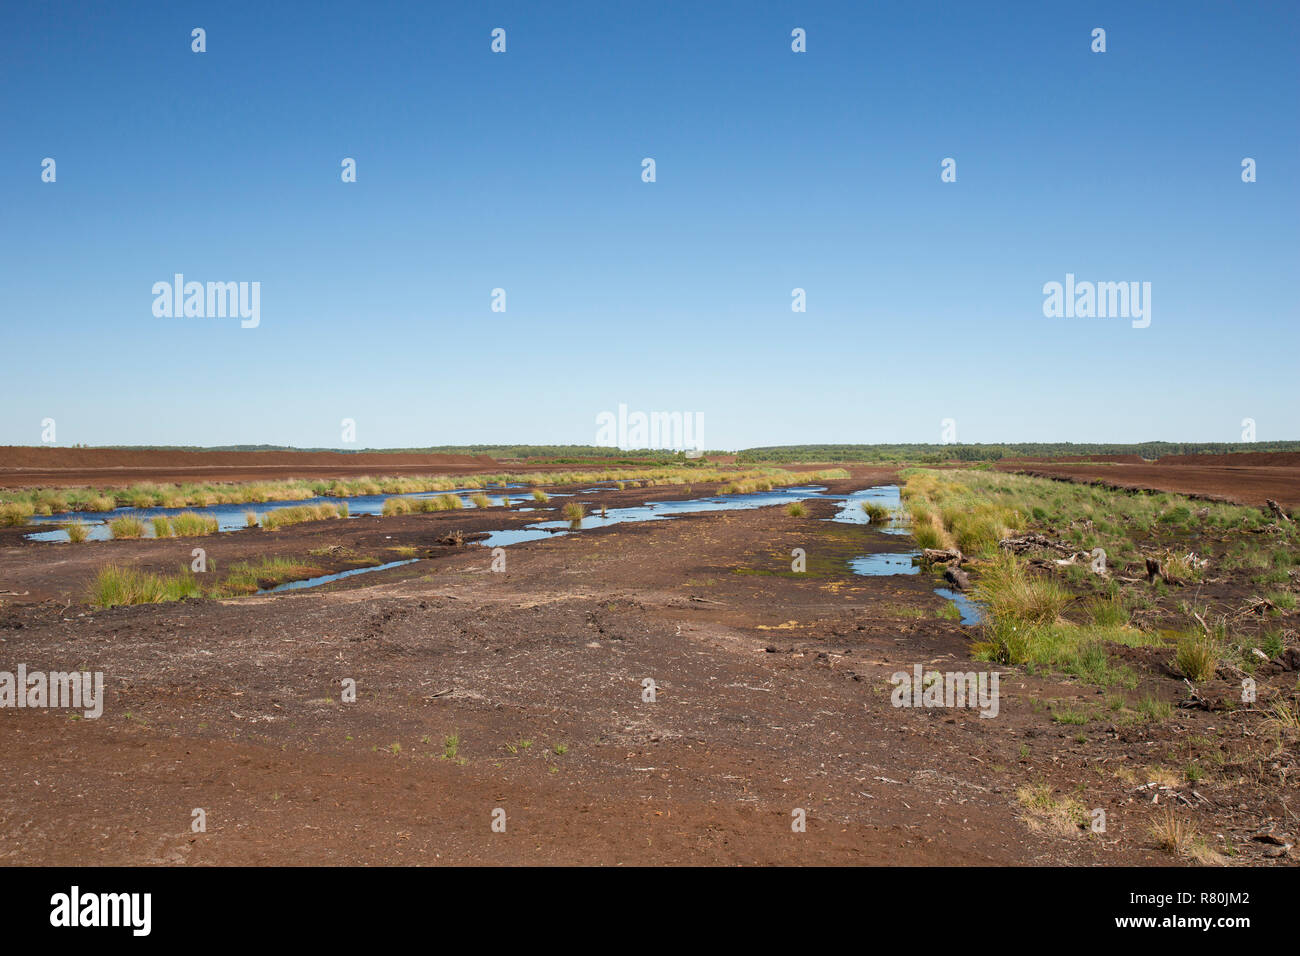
xmin=65 ymin=520 xmax=90 ymax=543
xmin=785 ymin=502 xmax=807 ymax=517
xmin=442 ymin=734 xmax=460 ymax=760
xmin=562 ymin=503 xmax=584 ymax=522
xmin=861 ymin=501 xmax=891 ymax=524
xmin=471 ymin=494 xmax=491 ymax=509
xmin=1175 ymin=631 xmax=1219 ymax=682
xmin=532 ymin=489 xmax=549 ymax=503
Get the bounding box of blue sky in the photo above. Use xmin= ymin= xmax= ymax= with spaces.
xmin=2 ymin=0 xmax=1296 ymax=449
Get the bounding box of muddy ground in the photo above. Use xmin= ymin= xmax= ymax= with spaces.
xmin=998 ymin=457 xmax=1300 ymax=510
xmin=0 ymin=468 xmax=1296 ymax=865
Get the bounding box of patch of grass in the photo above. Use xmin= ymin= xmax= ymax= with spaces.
xmin=562 ymin=502 xmax=584 ymax=522
xmin=1015 ymin=783 xmax=1090 ymax=835
xmin=65 ymin=520 xmax=90 ymax=543
xmin=1085 ymin=596 xmax=1129 ymax=628
xmin=861 ymin=501 xmax=891 ymax=524
xmin=107 ymin=516 xmax=145 ymax=539
xmin=89 ymin=564 xmax=202 ymax=607
xmin=0 ymin=502 xmax=36 ymax=526
xmin=261 ymin=503 xmax=344 ymax=530
xmin=785 ymin=502 xmax=807 ymax=517
xmin=1149 ymin=809 xmax=1220 ymax=863
xmin=217 ymin=556 xmax=321 ymax=595
xmin=1051 ymin=706 xmax=1092 ymax=725
xmin=1174 ymin=631 xmax=1220 ymax=682
xmin=442 ymin=734 xmax=460 ymax=760
xmin=976 ymin=553 xmax=1071 ymax=630
xmin=1136 ymin=694 xmax=1173 ymax=722
xmin=1266 ymin=591 xmax=1297 ymax=611
xmin=532 ymin=489 xmax=550 ymax=503
xmin=169 ymin=511 xmax=219 ymax=536
xmin=470 ymin=493 xmax=491 ymax=508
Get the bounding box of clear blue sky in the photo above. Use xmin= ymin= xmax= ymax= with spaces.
xmin=2 ymin=0 xmax=1296 ymax=449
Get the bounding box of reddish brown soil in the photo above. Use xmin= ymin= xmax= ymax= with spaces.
xmin=0 ymin=447 xmax=508 ymax=488
xmin=1 ymin=468 xmax=1294 ymax=866
xmin=0 ymin=447 xmax=757 ymax=490
xmin=998 ymin=459 xmax=1300 ymax=510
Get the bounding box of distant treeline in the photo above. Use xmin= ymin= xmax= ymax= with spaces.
xmin=84 ymin=441 xmax=1300 ymax=463
xmin=735 ymin=442 xmax=1300 ymax=464
xmin=94 ymin=444 xmax=727 ymax=462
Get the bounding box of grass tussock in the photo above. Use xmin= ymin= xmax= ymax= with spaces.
xmin=860 ymin=501 xmax=891 ymax=524
xmin=216 ymin=556 xmax=322 ymax=595
xmin=107 ymin=516 xmax=145 ymax=539
xmin=1174 ymin=631 xmax=1220 ymax=682
xmin=65 ymin=520 xmax=90 ymax=543
xmin=166 ymin=511 xmax=219 ymax=536
xmin=786 ymin=502 xmax=807 ymax=517
xmin=0 ymin=502 xmax=35 ymax=527
xmin=471 ymin=494 xmax=491 ymax=509
xmin=562 ymin=502 xmax=585 ymax=522
xmin=261 ymin=503 xmax=344 ymax=530
xmin=89 ymin=564 xmax=201 ymax=608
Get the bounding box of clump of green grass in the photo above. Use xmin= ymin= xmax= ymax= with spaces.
xmin=786 ymin=502 xmax=807 ymax=517
xmin=442 ymin=734 xmax=460 ymax=760
xmin=152 ymin=517 xmax=173 ymax=538
xmin=261 ymin=503 xmax=343 ymax=530
xmin=65 ymin=520 xmax=90 ymax=543
xmin=0 ymin=502 xmax=35 ymax=526
xmin=168 ymin=511 xmax=219 ymax=536
xmin=217 ymin=556 xmax=321 ymax=595
xmin=976 ymin=554 xmax=1071 ymax=630
xmin=87 ymin=495 xmax=116 ymax=512
xmin=532 ymin=489 xmax=549 ymax=503
xmin=1136 ymin=694 xmax=1173 ymax=722
xmin=244 ymin=511 xmax=258 ymax=528
xmin=562 ymin=502 xmax=585 ymax=522
xmin=1267 ymin=591 xmax=1297 ymax=611
xmin=382 ymin=497 xmax=413 ymax=516
xmin=89 ymin=564 xmax=201 ymax=608
xmin=1175 ymin=631 xmax=1220 ymax=682
xmin=861 ymin=501 xmax=891 ymax=524
xmin=108 ymin=516 xmax=145 ymax=539
xmin=1085 ymin=596 xmax=1129 ymax=628
xmin=471 ymin=494 xmax=491 ymax=509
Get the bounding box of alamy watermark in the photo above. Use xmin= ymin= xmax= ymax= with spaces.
xmin=153 ymin=274 xmax=260 ymax=328
xmin=1 ymin=665 xmax=104 ymax=719
xmin=890 ymin=664 xmax=999 ymax=718
xmin=1042 ymin=273 xmax=1150 ymax=329
xmin=596 ymin=403 xmax=703 ymax=452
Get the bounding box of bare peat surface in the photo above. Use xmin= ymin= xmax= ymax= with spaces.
xmin=998 ymin=455 xmax=1300 ymax=510
xmin=0 ymin=468 xmax=1292 ymax=865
